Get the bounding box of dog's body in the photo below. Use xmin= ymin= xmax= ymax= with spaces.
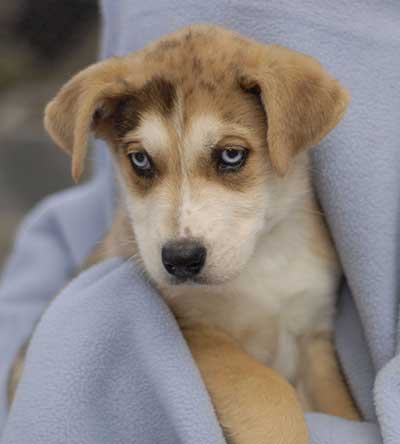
xmin=9 ymin=26 xmax=359 ymax=443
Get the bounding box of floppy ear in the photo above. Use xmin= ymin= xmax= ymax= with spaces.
xmin=44 ymin=57 xmax=130 ymax=182
xmin=241 ymin=45 xmax=350 ymax=176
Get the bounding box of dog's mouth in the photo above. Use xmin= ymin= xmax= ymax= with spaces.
xmin=166 ymin=274 xmax=208 ymax=287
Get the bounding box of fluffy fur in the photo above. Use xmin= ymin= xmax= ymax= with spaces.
xmin=11 ymin=25 xmax=359 ymax=443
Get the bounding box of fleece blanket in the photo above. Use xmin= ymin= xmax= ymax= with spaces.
xmin=1 ymin=0 xmax=400 ymax=442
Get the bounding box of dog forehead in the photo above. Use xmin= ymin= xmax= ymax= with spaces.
xmin=116 ymin=65 xmax=235 ymax=145
xmin=129 ymin=109 xmax=222 ymax=159
xmin=183 ymin=113 xmax=222 ymax=150
xmin=136 ymin=27 xmax=247 ymax=100
xmin=116 ymin=27 xmax=264 ymax=158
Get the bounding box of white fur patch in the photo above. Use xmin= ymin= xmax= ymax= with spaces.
xmin=185 ymin=113 xmax=222 ymax=155
xmin=124 ymin=113 xmax=170 ymax=156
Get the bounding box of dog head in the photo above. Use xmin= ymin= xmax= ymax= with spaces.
xmin=45 ymin=25 xmax=349 ymax=288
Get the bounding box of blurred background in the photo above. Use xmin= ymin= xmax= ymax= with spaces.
xmin=0 ymin=1 xmax=99 ymax=267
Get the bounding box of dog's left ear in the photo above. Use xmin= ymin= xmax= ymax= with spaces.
xmin=240 ymin=45 xmax=350 ymax=176
xmin=44 ymin=57 xmax=130 ymax=182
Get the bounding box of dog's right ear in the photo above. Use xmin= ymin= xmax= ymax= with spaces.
xmin=239 ymin=45 xmax=350 ymax=176
xmin=44 ymin=58 xmax=130 ymax=182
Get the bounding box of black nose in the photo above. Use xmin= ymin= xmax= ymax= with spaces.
xmin=162 ymin=240 xmax=206 ymax=278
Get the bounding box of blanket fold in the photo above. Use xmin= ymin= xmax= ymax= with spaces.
xmin=2 ymin=260 xmax=225 ymax=444
xmin=1 ymin=261 xmax=380 ymax=444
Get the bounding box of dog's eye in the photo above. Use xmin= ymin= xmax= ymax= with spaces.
xmin=218 ymin=147 xmax=248 ymax=171
xmin=128 ymin=151 xmax=154 ymax=177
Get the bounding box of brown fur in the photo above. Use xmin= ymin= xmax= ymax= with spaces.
xmin=111 ymin=77 xmax=177 ymax=139
xmin=44 ymin=25 xmax=349 ymax=181
xmin=11 ymin=26 xmax=358 ymax=444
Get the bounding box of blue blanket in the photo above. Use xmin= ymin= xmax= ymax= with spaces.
xmin=1 ymin=1 xmax=400 ymax=442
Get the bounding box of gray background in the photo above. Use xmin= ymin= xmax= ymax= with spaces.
xmin=0 ymin=1 xmax=99 ymax=267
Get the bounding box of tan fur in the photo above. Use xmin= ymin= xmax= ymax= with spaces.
xmin=184 ymin=325 xmax=309 ymax=444
xmin=297 ymin=333 xmax=359 ymax=421
xmin=239 ymin=45 xmax=349 ymax=175
xmin=11 ymin=26 xmax=359 ymax=443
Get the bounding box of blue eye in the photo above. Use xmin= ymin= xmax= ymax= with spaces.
xmin=218 ymin=147 xmax=248 ymax=171
xmin=129 ymin=152 xmax=151 ymax=169
xmin=221 ymin=149 xmax=244 ymax=164
xmin=128 ymin=151 xmax=155 ymax=178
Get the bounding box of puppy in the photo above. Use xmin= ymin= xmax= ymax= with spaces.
xmin=9 ymin=25 xmax=359 ymax=443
